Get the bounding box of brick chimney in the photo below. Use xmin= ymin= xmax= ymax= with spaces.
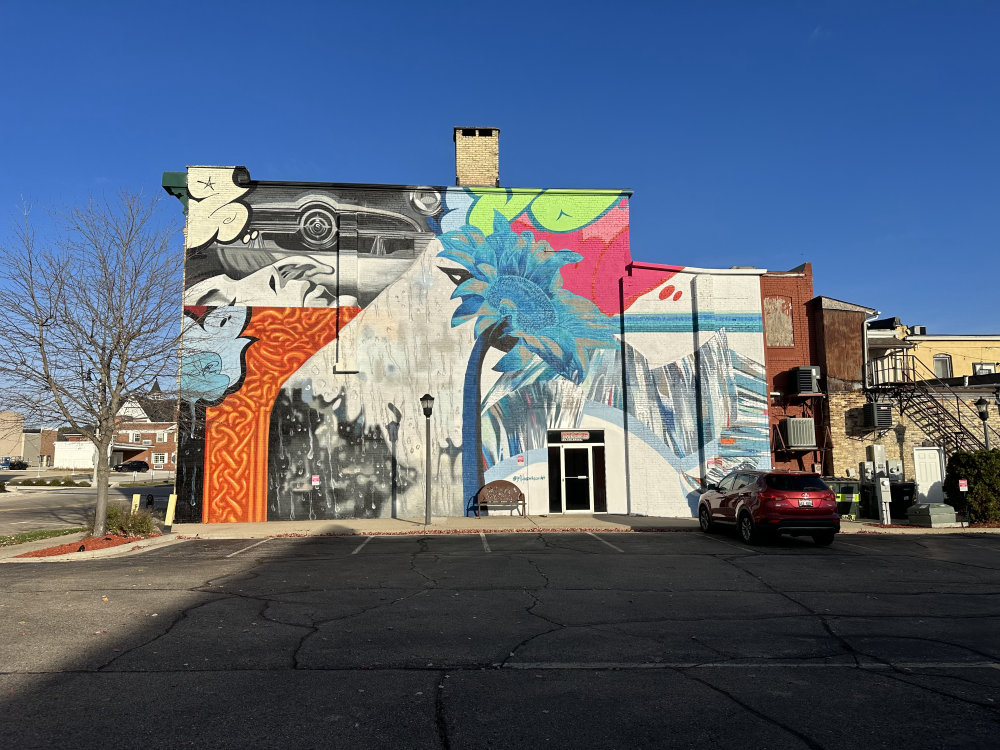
xmin=454 ymin=127 xmax=500 ymax=187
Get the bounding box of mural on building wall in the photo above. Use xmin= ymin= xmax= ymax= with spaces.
xmin=177 ymin=167 xmax=770 ymax=523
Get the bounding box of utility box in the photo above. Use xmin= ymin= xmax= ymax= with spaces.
xmin=887 ymin=460 xmax=903 ymax=481
xmin=866 ymin=444 xmax=887 ymax=476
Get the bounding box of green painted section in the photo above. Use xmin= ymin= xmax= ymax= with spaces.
xmin=161 ymin=171 xmax=189 ymax=213
xmin=468 ymin=187 xmax=624 ymax=236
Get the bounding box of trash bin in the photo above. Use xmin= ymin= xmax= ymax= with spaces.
xmin=859 ymin=482 xmax=879 ymax=519
xmin=889 ymin=482 xmax=917 ymax=520
xmin=824 ymin=478 xmax=860 ymax=520
xmin=833 ymin=480 xmax=860 ymax=520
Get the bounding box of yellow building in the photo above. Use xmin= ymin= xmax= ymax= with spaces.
xmin=906 ymin=334 xmax=1000 ymax=379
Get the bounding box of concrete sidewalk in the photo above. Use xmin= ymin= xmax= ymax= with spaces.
xmin=3 ymin=514 xmax=998 ymax=563
xmin=169 ymin=513 xmax=701 ymax=539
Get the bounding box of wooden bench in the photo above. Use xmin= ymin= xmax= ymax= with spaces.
xmin=474 ymin=480 xmax=526 ymax=518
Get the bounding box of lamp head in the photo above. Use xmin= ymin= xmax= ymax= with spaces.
xmin=975 ymin=396 xmax=990 ymax=422
xmin=420 ymin=393 xmax=434 ymax=417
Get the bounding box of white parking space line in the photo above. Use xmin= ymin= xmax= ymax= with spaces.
xmin=586 ymin=532 xmax=624 ymax=552
xmin=959 ymin=541 xmax=1000 ymax=551
xmin=351 ymin=536 xmax=374 ymax=555
xmin=480 ymin=532 xmax=491 ymax=553
xmin=225 ymin=538 xmax=271 ymax=558
xmin=699 ymin=533 xmax=758 ymax=553
xmin=835 ymin=539 xmax=906 ymax=554
xmin=504 ymin=661 xmax=1000 ymax=670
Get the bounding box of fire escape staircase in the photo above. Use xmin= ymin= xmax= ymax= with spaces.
xmin=866 ymin=355 xmax=1000 ymax=455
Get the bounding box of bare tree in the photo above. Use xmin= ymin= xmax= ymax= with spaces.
xmin=0 ymin=192 xmax=181 ymax=535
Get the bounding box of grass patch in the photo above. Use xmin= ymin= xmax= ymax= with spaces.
xmin=0 ymin=527 xmax=86 ymax=548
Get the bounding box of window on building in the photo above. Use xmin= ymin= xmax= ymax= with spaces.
xmin=933 ymin=354 xmax=953 ymax=379
xmin=973 ymin=362 xmax=997 ymax=375
xmin=131 ymin=432 xmax=141 ymax=443
xmin=156 ymin=431 xmax=167 ymax=443
xmin=152 ymin=452 xmax=166 ymax=468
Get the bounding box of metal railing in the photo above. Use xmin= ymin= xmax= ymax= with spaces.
xmin=866 ymin=354 xmax=1000 ymax=453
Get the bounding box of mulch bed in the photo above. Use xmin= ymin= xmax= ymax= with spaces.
xmin=15 ymin=534 xmax=155 ymax=558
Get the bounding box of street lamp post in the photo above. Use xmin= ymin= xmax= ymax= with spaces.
xmin=974 ymin=396 xmax=991 ymax=451
xmin=420 ymin=394 xmax=434 ymax=525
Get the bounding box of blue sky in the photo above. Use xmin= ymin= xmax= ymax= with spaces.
xmin=2 ymin=1 xmax=997 ymax=333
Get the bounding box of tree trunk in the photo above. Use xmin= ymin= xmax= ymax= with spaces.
xmin=92 ymin=436 xmax=112 ymax=536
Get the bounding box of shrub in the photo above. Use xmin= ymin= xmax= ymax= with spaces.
xmin=944 ymin=449 xmax=1000 ymax=522
xmin=60 ymin=477 xmax=77 ymax=487
xmin=48 ymin=478 xmax=63 ymax=486
xmin=90 ymin=504 xmax=157 ymax=537
xmin=0 ymin=481 xmax=5 ymax=492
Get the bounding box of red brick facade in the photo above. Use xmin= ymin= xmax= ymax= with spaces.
xmin=760 ymin=264 xmax=825 ymax=471
xmin=113 ymin=420 xmax=176 ymax=470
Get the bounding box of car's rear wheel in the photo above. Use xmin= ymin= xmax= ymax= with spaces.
xmin=738 ymin=512 xmax=759 ymax=545
xmin=812 ymin=531 xmax=835 ymax=546
xmin=699 ymin=505 xmax=714 ymax=533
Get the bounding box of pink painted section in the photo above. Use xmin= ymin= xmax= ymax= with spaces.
xmin=511 ymin=203 xmax=684 ymax=315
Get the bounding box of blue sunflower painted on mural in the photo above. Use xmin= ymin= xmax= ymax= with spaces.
xmin=438 ymin=211 xmax=618 ymax=510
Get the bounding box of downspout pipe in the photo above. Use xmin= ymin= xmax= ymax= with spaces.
xmin=862 ymin=309 xmax=881 ymax=389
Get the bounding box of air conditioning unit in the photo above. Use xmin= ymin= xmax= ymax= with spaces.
xmin=862 ymin=402 xmax=892 ymax=430
xmin=783 ymin=417 xmax=817 ymax=449
xmin=792 ymin=366 xmax=821 ymax=394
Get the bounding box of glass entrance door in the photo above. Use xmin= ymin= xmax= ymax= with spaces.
xmin=563 ymin=447 xmax=592 ymax=512
xmin=546 ymin=431 xmax=607 ymax=514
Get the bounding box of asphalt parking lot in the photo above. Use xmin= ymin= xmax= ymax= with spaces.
xmin=2 ymin=531 xmax=1000 ymax=748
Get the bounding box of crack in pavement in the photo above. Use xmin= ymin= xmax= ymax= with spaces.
xmin=679 ymin=668 xmax=827 ymax=749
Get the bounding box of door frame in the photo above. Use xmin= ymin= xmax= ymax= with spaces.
xmin=546 ymin=430 xmax=607 ymax=514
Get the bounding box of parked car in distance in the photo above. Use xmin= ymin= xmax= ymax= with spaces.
xmin=698 ymin=470 xmax=839 ymax=546
xmin=113 ymin=460 xmax=149 ymax=473
xmin=8 ymin=458 xmax=28 ymax=470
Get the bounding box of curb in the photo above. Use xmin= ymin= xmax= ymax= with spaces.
xmin=0 ymin=533 xmax=186 ymax=564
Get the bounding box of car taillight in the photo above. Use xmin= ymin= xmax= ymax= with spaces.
xmin=759 ymin=490 xmax=787 ymax=508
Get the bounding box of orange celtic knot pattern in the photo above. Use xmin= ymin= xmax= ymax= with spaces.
xmin=202 ymin=306 xmax=359 ymax=522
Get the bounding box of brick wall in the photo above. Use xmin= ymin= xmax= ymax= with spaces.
xmin=39 ymin=429 xmax=57 ymax=467
xmin=760 ymin=265 xmax=822 ymax=471
xmin=454 ymin=127 xmax=499 ymax=186
xmin=826 ymin=390 xmax=1000 ymax=480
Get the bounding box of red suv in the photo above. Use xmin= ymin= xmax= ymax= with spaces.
xmin=698 ymin=470 xmax=840 ymax=545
